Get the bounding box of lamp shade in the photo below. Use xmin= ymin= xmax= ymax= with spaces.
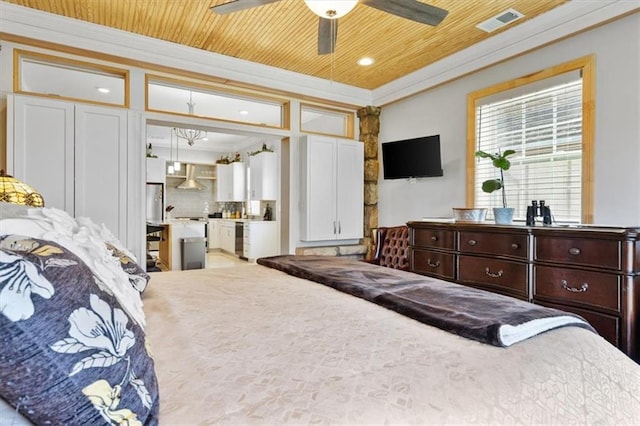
xmin=0 ymin=170 xmax=45 ymax=207
xmin=304 ymin=0 xmax=358 ymax=19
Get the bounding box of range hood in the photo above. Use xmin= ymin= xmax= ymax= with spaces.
xmin=176 ymin=164 xmax=205 ymax=190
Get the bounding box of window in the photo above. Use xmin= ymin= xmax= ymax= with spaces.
xmin=300 ymin=104 xmax=355 ymax=138
xmin=467 ymin=56 xmax=595 ymax=224
xmin=146 ymin=75 xmax=287 ymax=129
xmin=15 ymin=50 xmax=128 ymax=107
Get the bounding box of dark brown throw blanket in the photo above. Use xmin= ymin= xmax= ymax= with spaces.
xmin=257 ymin=255 xmax=595 ymax=347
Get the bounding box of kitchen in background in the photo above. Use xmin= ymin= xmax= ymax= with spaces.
xmin=145 ymin=125 xmax=281 ymax=272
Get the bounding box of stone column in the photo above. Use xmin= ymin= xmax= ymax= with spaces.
xmin=357 ymin=106 xmax=381 ymax=259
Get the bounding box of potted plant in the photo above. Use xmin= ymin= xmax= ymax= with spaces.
xmin=475 ymin=149 xmax=516 ymax=224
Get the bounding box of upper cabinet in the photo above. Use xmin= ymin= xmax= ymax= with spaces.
xmin=10 ymin=94 xmax=128 ymax=240
xmin=216 ymin=162 xmax=246 ymax=201
xmin=249 ymin=151 xmax=277 ymax=201
xmin=146 ymin=157 xmax=165 ymax=183
xmin=299 ymin=135 xmax=363 ymax=241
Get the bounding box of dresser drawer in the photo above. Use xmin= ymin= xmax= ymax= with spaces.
xmin=535 ymin=236 xmax=621 ymax=270
xmin=458 ymin=255 xmax=528 ymax=298
xmin=412 ymin=228 xmax=455 ymax=250
xmin=411 ymin=248 xmax=455 ymax=280
xmin=533 ymin=265 xmax=621 ymax=313
xmin=535 ymin=300 xmax=620 ymax=348
xmin=458 ymin=231 xmax=528 ymax=260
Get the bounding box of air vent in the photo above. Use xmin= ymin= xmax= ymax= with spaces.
xmin=476 ymin=8 xmax=524 ymax=33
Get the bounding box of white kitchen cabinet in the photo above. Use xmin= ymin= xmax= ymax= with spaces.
xmin=216 ymin=162 xmax=246 ymax=201
xmin=146 ymin=157 xmax=165 ymax=183
xmin=207 ymin=219 xmax=221 ymax=250
xmin=299 ymin=135 xmax=363 ymax=241
xmin=243 ymin=221 xmax=279 ymax=260
xmin=220 ymin=220 xmax=236 ymax=253
xmin=249 ymin=151 xmax=277 ymax=200
xmin=11 ymin=95 xmax=128 ymax=240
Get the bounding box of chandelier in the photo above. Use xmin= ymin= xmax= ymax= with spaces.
xmin=175 ymin=92 xmax=206 ymax=146
xmin=304 ymin=1 xmax=358 ymax=19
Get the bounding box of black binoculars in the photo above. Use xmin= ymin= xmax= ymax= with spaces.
xmin=526 ymin=200 xmax=552 ymax=226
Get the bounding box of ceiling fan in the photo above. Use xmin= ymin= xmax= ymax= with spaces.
xmin=210 ymin=0 xmax=449 ymax=55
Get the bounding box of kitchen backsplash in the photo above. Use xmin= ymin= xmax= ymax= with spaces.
xmin=165 ymin=177 xmax=215 ymax=218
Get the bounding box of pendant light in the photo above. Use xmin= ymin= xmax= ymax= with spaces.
xmin=167 ymin=129 xmax=175 ymax=174
xmin=173 ymin=130 xmax=182 ymax=173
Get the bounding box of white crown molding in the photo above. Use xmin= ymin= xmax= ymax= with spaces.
xmin=372 ymin=0 xmax=640 ymax=106
xmin=0 ymin=2 xmax=373 ymax=107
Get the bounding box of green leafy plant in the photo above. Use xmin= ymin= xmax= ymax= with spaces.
xmin=475 ymin=149 xmax=516 ymax=208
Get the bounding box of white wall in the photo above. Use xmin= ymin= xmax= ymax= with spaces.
xmin=378 ymin=13 xmax=640 ymax=227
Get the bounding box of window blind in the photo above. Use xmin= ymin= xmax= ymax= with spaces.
xmin=475 ymin=78 xmax=583 ymax=223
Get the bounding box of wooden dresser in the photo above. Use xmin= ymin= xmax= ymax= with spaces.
xmin=408 ymin=221 xmax=640 ymax=361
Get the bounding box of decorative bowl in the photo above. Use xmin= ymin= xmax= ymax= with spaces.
xmin=452 ymin=208 xmax=488 ymax=223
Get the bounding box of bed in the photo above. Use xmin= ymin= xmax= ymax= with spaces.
xmin=143 ymin=264 xmax=640 ymax=425
xmin=1 ymin=204 xmax=640 ymax=425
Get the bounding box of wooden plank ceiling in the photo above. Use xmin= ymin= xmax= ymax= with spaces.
xmin=4 ymin=0 xmax=568 ymax=89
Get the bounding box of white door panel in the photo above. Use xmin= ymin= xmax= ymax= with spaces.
xmin=75 ymin=104 xmax=127 ymax=240
xmin=12 ymin=96 xmax=74 ymax=213
xmin=336 ymin=140 xmax=364 ymax=239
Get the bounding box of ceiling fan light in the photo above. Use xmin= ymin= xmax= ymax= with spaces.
xmin=304 ymin=0 xmax=358 ymax=19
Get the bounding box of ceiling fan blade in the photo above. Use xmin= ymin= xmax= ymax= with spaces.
xmin=362 ymin=0 xmax=448 ymax=26
xmin=210 ymin=0 xmax=282 ymax=15
xmin=317 ymin=18 xmax=338 ymax=55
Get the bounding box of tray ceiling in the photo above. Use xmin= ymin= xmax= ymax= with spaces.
xmin=3 ymin=0 xmax=569 ymax=89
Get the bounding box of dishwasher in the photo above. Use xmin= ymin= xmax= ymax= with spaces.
xmin=235 ymin=222 xmax=244 ymax=257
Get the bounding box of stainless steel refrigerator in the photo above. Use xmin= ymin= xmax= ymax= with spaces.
xmin=146 ymin=183 xmax=164 ymax=224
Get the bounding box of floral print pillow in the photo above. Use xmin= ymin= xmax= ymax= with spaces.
xmin=0 ymin=235 xmax=159 ymax=425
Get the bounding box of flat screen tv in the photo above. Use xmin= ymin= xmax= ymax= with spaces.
xmin=382 ymin=135 xmax=443 ymax=179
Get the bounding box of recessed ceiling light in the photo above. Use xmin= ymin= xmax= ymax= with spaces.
xmin=239 ymin=110 xmax=249 ymax=115
xmin=357 ymin=57 xmax=375 ymax=66
xmin=96 ymin=87 xmax=110 ymax=93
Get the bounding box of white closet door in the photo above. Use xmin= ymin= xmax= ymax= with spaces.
xmin=74 ymin=104 xmax=128 ymax=240
xmin=12 ymin=95 xmax=74 ymax=213
xmin=335 ymin=139 xmax=364 ymax=239
xmin=300 ymin=135 xmax=337 ymax=241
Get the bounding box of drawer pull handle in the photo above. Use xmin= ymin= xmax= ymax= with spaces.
xmin=468 ymin=239 xmax=477 ymax=246
xmin=485 ymin=267 xmax=503 ymax=278
xmin=568 ymin=247 xmax=581 ymax=256
xmin=561 ymin=280 xmax=589 ymax=293
xmin=427 ymin=259 xmax=440 ymax=268
xmin=511 ymin=243 xmax=519 ymax=249
xmin=431 ymin=236 xmax=438 ymax=241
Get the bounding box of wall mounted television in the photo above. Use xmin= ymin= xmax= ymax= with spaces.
xmin=381 ymin=134 xmax=443 ymax=179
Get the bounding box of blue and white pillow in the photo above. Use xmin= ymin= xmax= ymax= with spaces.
xmin=0 ymin=235 xmax=159 ymax=424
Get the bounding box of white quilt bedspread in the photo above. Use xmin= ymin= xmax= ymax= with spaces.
xmin=144 ymin=265 xmax=640 ymax=425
